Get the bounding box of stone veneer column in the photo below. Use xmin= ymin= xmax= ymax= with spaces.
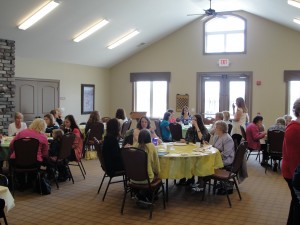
xmin=0 ymin=39 xmax=15 ymax=135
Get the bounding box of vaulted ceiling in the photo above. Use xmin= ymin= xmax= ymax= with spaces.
xmin=0 ymin=0 xmax=300 ymax=68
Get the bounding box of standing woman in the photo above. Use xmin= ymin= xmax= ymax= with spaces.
xmin=180 ymin=106 xmax=192 ymax=125
xmin=231 ymin=97 xmax=249 ymax=143
xmin=85 ymin=111 xmax=104 ymax=141
xmin=63 ymin=115 xmax=83 ymax=162
xmin=115 ymin=108 xmax=128 ymax=128
xmin=102 ymin=118 xmax=123 ymax=176
xmin=8 ymin=112 xmax=27 ymax=136
xmin=282 ymin=98 xmax=300 ymax=225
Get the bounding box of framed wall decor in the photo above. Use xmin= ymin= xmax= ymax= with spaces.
xmin=81 ymin=84 xmax=95 ymax=114
xmin=176 ymin=94 xmax=189 ymax=112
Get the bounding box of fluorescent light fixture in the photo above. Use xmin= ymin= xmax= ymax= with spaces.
xmin=18 ymin=1 xmax=60 ymax=30
xmin=293 ymin=17 xmax=300 ymax=24
xmin=107 ymin=30 xmax=140 ymax=49
xmin=73 ymin=19 xmax=109 ymax=42
xmin=288 ymin=0 xmax=300 ymax=8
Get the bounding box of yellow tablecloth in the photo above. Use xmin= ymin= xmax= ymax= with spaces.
xmin=0 ymin=186 xmax=15 ymax=212
xmin=158 ymin=144 xmax=223 ymax=179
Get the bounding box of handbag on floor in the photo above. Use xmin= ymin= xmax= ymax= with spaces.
xmin=36 ymin=173 xmax=51 ymax=195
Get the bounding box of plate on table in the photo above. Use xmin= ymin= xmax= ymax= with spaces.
xmin=158 ymin=152 xmax=168 ymax=156
xmin=173 ymin=142 xmax=187 ymax=146
xmin=158 ymin=149 xmax=167 ymax=152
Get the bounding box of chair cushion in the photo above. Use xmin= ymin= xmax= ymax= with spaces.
xmin=128 ymin=178 xmax=162 ymax=190
xmin=213 ymin=169 xmax=231 ymax=180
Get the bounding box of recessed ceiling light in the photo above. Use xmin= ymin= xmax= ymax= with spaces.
xmin=293 ymin=17 xmax=300 ymax=24
xmin=73 ymin=19 xmax=109 ymax=42
xmin=107 ymin=30 xmax=140 ymax=49
xmin=18 ymin=0 xmax=60 ymax=30
xmin=288 ymin=0 xmax=300 ymax=8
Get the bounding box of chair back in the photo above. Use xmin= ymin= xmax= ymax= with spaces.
xmin=122 ymin=129 xmax=134 ymax=147
xmin=154 ymin=120 xmax=162 ymax=139
xmin=121 ymin=147 xmax=149 ymax=183
xmin=88 ymin=122 xmax=104 ymax=142
xmin=169 ymin=123 xmax=182 ymax=141
xmin=0 ymin=175 xmax=8 ymax=187
xmin=204 ymin=132 xmax=211 ymax=143
xmin=121 ymin=119 xmax=132 ymax=138
xmin=94 ymin=137 xmax=106 ymax=171
xmin=231 ymin=141 xmax=247 ymax=174
xmin=267 ymin=130 xmax=285 ymax=154
xmin=14 ymin=137 xmax=39 ymax=167
xmin=58 ymin=133 xmax=76 ymax=160
xmin=240 ymin=125 xmax=247 ymax=140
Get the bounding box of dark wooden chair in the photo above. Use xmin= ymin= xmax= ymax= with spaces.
xmin=94 ymin=138 xmax=125 ymax=201
xmin=154 ymin=120 xmax=162 ymax=139
xmin=48 ymin=133 xmax=76 ymax=189
xmin=11 ymin=137 xmax=41 ymax=196
xmin=228 ymin=123 xmax=233 ymax=135
xmin=265 ymin=130 xmax=285 ymax=173
xmin=203 ymin=142 xmax=247 ymax=207
xmin=121 ymin=119 xmax=132 ymax=138
xmin=169 ymin=123 xmax=183 ymax=141
xmin=121 ymin=147 xmax=166 ymax=219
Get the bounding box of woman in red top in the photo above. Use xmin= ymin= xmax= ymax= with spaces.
xmin=63 ymin=115 xmax=83 ymax=162
xmin=282 ymin=98 xmax=300 ymax=225
xmin=245 ymin=115 xmax=266 ymax=150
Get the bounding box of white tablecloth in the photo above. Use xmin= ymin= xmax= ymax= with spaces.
xmin=0 ymin=186 xmax=15 ymax=212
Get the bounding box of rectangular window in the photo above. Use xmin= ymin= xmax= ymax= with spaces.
xmin=288 ymin=81 xmax=300 ymax=117
xmin=134 ymin=81 xmax=168 ymax=118
xmin=131 ymin=72 xmax=170 ymax=119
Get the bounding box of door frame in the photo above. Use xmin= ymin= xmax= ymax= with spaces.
xmin=196 ymin=71 xmax=253 ymax=119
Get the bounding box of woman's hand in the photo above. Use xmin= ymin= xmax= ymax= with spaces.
xmin=124 ymin=144 xmax=131 ymax=148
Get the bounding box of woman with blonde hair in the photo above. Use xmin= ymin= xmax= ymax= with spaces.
xmin=10 ymin=118 xmax=49 ymax=163
xmin=8 ymin=112 xmax=27 ymax=136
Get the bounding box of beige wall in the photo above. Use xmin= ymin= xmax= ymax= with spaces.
xmin=110 ymin=11 xmax=300 ymax=128
xmin=15 ymin=57 xmax=110 ymax=123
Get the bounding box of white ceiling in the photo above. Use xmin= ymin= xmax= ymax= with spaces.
xmin=0 ymin=0 xmax=300 ymax=68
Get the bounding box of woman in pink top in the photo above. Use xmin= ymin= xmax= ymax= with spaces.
xmin=245 ymin=115 xmax=266 ymax=150
xmin=10 ymin=118 xmax=48 ymax=162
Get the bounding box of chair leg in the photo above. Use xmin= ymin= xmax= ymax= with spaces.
xmin=202 ymin=181 xmax=206 ymax=201
xmin=97 ymin=173 xmax=107 ymax=194
xmin=121 ymin=187 xmax=128 ymax=214
xmin=233 ymin=177 xmax=242 ymax=200
xmin=149 ymin=191 xmax=154 ymax=220
xmin=165 ymin=179 xmax=168 ymax=202
xmin=3 ymin=211 xmax=8 ymax=225
xmin=102 ymin=177 xmax=112 ymax=201
xmin=11 ymin=171 xmax=15 ymax=196
xmin=67 ymin=165 xmax=74 ymax=184
xmin=37 ymin=172 xmax=42 ymax=195
xmin=52 ymin=167 xmax=59 ymax=189
xmin=79 ymin=160 xmax=86 ymax=175
xmin=246 ymin=150 xmax=251 ymax=160
xmin=77 ymin=162 xmax=85 ymax=179
xmin=222 ymin=181 xmax=232 ymax=208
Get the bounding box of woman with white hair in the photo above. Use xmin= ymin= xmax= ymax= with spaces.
xmin=8 ymin=112 xmax=27 ymax=136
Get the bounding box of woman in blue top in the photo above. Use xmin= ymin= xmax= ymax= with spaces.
xmin=160 ymin=112 xmax=172 ymax=142
xmin=180 ymin=106 xmax=192 ymax=125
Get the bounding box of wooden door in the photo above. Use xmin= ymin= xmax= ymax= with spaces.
xmin=15 ymin=78 xmax=59 ymax=124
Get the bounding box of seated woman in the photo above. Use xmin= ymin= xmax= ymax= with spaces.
xmin=212 ymin=121 xmax=235 ymax=167
xmin=133 ymin=129 xmax=160 ymax=184
xmin=160 ymin=112 xmax=172 ymax=142
xmin=246 ymin=115 xmax=266 ymax=151
xmin=50 ymin=109 xmax=60 ymax=126
xmin=49 ymin=129 xmax=64 ymax=158
xmin=115 ymin=108 xmax=128 ymax=128
xmin=185 ymin=114 xmax=209 ymax=144
xmin=9 ymin=118 xmax=49 ymax=189
xmin=102 ymin=118 xmax=123 ymax=176
xmin=180 ymin=106 xmax=192 ymax=125
xmin=167 ymin=109 xmax=176 ymax=123
xmin=63 ymin=115 xmax=83 ymax=162
xmin=55 ymin=108 xmax=64 ymax=126
xmin=133 ymin=116 xmax=162 ymax=144
xmin=8 ymin=112 xmax=27 ymax=136
xmin=85 ymin=111 xmax=104 ymax=143
xmin=44 ymin=113 xmax=59 ymax=134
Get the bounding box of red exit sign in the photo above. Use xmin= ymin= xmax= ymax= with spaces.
xmin=218 ymin=58 xmax=230 ymax=67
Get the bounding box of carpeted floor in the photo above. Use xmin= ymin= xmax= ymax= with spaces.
xmin=6 ymin=156 xmax=290 ymax=225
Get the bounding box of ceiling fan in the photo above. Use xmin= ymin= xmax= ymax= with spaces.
xmin=187 ymin=0 xmax=225 ymax=20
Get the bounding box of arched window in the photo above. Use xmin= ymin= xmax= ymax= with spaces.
xmin=204 ymin=15 xmax=246 ymax=54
